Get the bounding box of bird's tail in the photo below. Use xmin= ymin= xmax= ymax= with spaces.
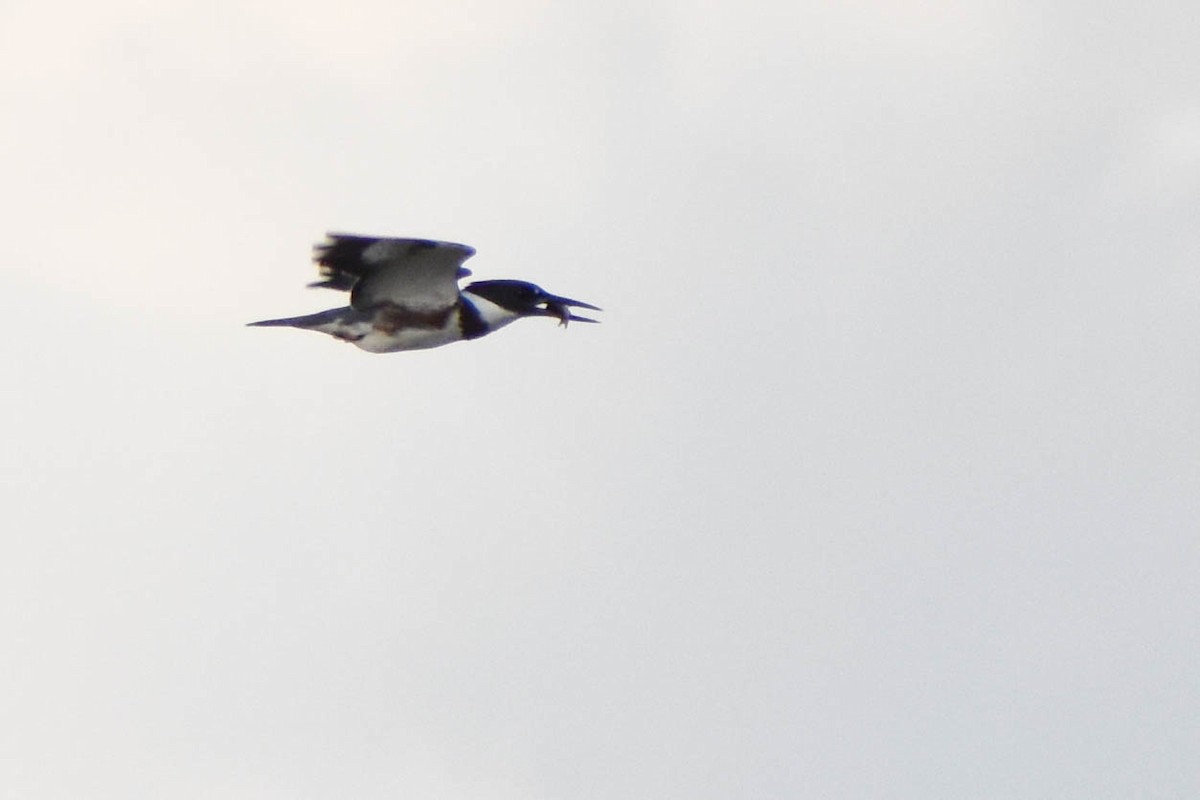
xmin=246 ymin=307 xmax=357 ymax=330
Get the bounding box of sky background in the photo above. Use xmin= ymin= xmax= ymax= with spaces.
xmin=2 ymin=1 xmax=1198 ymax=797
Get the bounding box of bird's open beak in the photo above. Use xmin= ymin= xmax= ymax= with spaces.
xmin=541 ymin=294 xmax=602 ymax=327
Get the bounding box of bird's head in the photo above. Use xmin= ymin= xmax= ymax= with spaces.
xmin=464 ymin=280 xmax=601 ymax=326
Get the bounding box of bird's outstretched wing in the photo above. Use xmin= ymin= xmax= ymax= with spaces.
xmin=310 ymin=234 xmax=477 ymax=314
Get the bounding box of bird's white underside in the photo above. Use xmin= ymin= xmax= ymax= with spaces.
xmin=355 ymin=322 xmax=462 ymax=353
xmin=308 ymin=293 xmax=522 ymax=353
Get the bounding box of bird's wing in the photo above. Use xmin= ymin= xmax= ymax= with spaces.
xmin=311 ymin=234 xmax=477 ymax=313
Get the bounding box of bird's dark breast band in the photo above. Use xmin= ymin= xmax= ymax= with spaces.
xmin=374 ymin=304 xmax=456 ymax=334
xmin=457 ymin=298 xmax=488 ymax=340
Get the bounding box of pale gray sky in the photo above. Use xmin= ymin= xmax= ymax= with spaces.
xmin=2 ymin=1 xmax=1198 ymax=798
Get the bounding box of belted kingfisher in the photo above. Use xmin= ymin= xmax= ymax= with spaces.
xmin=248 ymin=234 xmax=601 ymax=353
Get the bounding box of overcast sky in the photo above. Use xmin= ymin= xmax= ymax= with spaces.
xmin=2 ymin=1 xmax=1198 ymax=797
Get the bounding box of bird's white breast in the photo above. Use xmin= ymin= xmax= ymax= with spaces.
xmin=355 ymin=317 xmax=463 ymax=353
xmin=461 ymin=292 xmax=522 ymax=331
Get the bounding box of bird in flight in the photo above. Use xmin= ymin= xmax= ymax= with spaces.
xmin=248 ymin=234 xmax=601 ymax=353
